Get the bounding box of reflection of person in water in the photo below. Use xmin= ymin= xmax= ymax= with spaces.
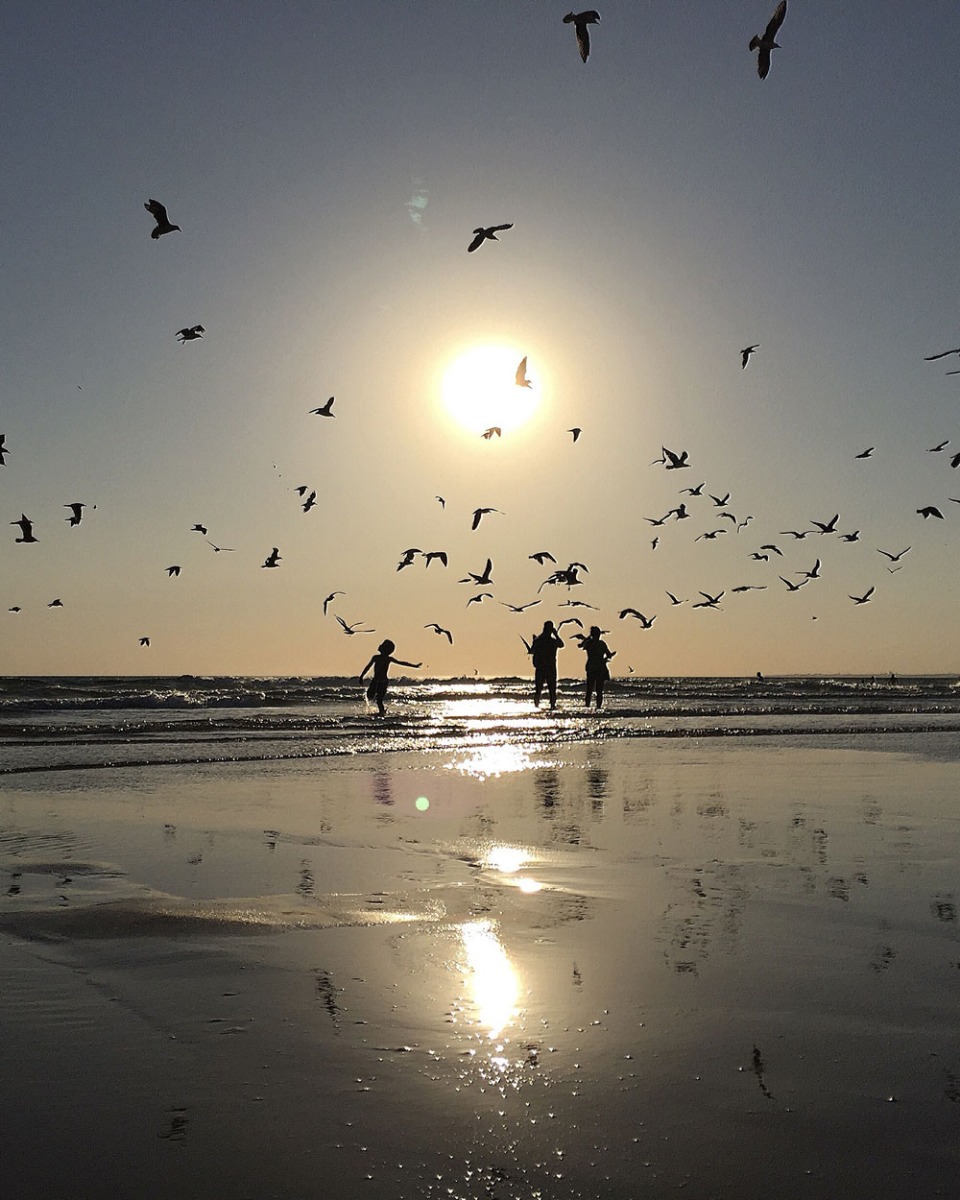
xmin=580 ymin=626 xmax=615 ymax=709
xmin=529 ymin=620 xmax=564 ymax=709
xmin=359 ymin=640 xmax=421 ymax=716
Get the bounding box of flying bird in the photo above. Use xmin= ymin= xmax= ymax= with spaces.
xmin=466 ymin=592 xmax=493 ymax=607
xmin=435 ymin=496 xmax=446 ymax=508
xmin=710 ymin=492 xmax=731 ymax=507
xmin=741 ymin=344 xmax=759 ymax=368
xmin=839 ymin=531 xmax=860 ymax=542
xmin=11 ymin=514 xmax=37 ymax=543
xmin=47 ymin=598 xmax=63 ymax=608
xmin=568 ymin=428 xmax=582 ymax=442
xmin=680 ymin=482 xmax=705 ymax=496
xmin=620 ymin=609 xmax=656 ymax=628
xmin=917 ymin=506 xmax=944 ymax=519
xmin=849 ymin=587 xmax=875 ymax=605
xmin=563 ymin=10 xmax=600 ymax=63
xmin=779 ymin=576 xmax=809 ymax=592
xmin=262 ymin=547 xmax=282 ymax=568
xmin=460 ymin=558 xmax=494 ymax=585
xmin=692 ymin=591 xmax=724 ymax=609
xmin=924 ymin=348 xmax=960 ymax=362
xmin=482 ymin=427 xmax=502 ymax=440
xmin=176 ymin=325 xmax=204 ymax=343
xmin=471 ymin=507 xmax=502 ymax=530
xmin=500 ymin=600 xmax=541 ymax=613
xmin=0 ymin=434 xmax=8 ymax=464
xmin=424 ymin=623 xmax=453 ymax=644
xmin=557 ymin=617 xmax=585 ymax=631
xmin=310 ymin=397 xmax=335 ymax=417
xmin=928 ymin=440 xmax=949 ymax=452
xmin=467 ymin=224 xmax=513 ymax=253
xmin=191 ymin=524 xmax=208 ymax=535
xmin=695 ymin=529 xmax=727 ymax=541
xmin=64 ymin=502 xmax=86 ymax=526
xmin=322 ymin=591 xmax=345 ymax=615
xmin=855 ymin=447 xmax=875 ymax=459
xmin=301 ymin=491 xmax=317 ymax=513
xmin=515 ymin=356 xmax=532 ymax=388
xmin=529 ymin=551 xmax=557 ymax=565
xmin=205 ymin=540 xmax=235 ymax=553
xmin=144 ymin=198 xmax=180 ymax=239
xmin=662 ymin=447 xmax=690 ymax=470
xmin=666 ymin=591 xmax=687 ymax=606
xmin=810 ymin=514 xmax=840 ymax=534
xmin=877 ymin=547 xmax=910 ymax=562
xmin=139 ymin=637 xmax=151 ymax=647
xmin=166 ymin=565 xmax=181 ymax=577
xmin=397 ymin=548 xmax=422 ymax=571
xmin=796 ymin=558 xmax=822 ymax=580
xmin=749 ymin=0 xmax=787 ymax=80
xmin=336 ymin=616 xmax=374 ymax=634
xmin=424 ymin=551 xmax=448 ymax=568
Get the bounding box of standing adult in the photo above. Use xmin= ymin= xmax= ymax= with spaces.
xmin=529 ymin=620 xmax=564 ymax=709
xmin=580 ymin=625 xmax=615 ymax=709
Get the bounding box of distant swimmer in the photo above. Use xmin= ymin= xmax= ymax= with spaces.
xmin=144 ymin=198 xmax=181 ymax=239
xmin=749 ymin=1 xmax=787 ymax=80
xmin=467 ymin=224 xmax=513 ymax=253
xmin=176 ymin=325 xmax=204 ymax=343
xmin=563 ymin=10 xmax=600 ymax=63
xmin=310 ymin=397 xmax=335 ymax=417
xmin=359 ymin=639 xmax=422 ymax=717
xmin=580 ymin=625 xmax=615 ymax=709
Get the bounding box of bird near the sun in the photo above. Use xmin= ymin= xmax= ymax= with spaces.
xmin=515 ymin=356 xmax=532 ymax=388
xmin=64 ymin=502 xmax=86 ymax=526
xmin=262 ymin=547 xmax=282 ymax=568
xmin=563 ymin=10 xmax=600 ymax=63
xmin=471 ymin=507 xmax=502 ymax=530
xmin=749 ymin=0 xmax=787 ymax=80
xmin=467 ymin=224 xmax=513 ymax=252
xmin=482 ymin=427 xmax=502 ymax=440
xmin=176 ymin=325 xmax=204 ymax=343
xmin=322 ymin=591 xmax=344 ymax=616
xmin=12 ymin=514 xmax=37 ymax=543
xmin=424 ymin=623 xmax=453 ymax=644
xmin=310 ymin=397 xmax=335 ymax=417
xmin=144 ymin=198 xmax=181 ymax=239
xmin=568 ymin=427 xmax=582 ymax=443
xmin=741 ymin=344 xmax=760 ymax=368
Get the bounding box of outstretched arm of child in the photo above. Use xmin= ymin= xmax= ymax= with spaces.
xmin=392 ymin=659 xmax=422 ymax=669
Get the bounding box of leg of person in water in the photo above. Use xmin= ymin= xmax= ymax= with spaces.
xmin=585 ymin=675 xmax=594 ymax=707
xmin=534 ymin=667 xmax=544 ymax=707
xmin=547 ymin=669 xmax=558 ymax=710
xmin=594 ymin=674 xmax=605 ymax=709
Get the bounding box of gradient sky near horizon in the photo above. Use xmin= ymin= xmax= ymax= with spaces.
xmin=3 ymin=1 xmax=960 ymax=678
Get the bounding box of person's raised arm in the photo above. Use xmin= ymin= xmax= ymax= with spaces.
xmin=391 ymin=658 xmax=422 ymax=669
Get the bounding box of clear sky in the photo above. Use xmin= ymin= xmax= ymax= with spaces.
xmin=3 ymin=2 xmax=960 ymax=678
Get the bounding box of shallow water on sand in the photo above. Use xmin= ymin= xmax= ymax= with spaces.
xmin=2 ymin=735 xmax=959 ymax=1198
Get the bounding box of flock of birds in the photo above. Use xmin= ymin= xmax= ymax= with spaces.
xmin=2 ymin=4 xmax=957 ymax=671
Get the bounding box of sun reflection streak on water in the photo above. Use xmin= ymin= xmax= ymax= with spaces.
xmin=459 ymin=919 xmax=519 ymax=1040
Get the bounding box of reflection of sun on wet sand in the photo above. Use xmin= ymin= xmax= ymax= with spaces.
xmin=3 ymin=737 xmax=960 ymax=1197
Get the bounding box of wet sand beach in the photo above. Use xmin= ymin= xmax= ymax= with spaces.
xmin=2 ymin=735 xmax=959 ymax=1199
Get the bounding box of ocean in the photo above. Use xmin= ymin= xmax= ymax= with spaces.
xmin=3 ymin=673 xmax=960 ymax=775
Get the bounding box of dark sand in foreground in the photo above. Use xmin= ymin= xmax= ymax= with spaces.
xmin=2 ymin=735 xmax=959 ymax=1198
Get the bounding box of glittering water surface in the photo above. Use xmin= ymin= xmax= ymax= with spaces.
xmin=2 ymin=727 xmax=960 ymax=1198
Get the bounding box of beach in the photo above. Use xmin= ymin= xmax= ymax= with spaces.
xmin=3 ymin=721 xmax=959 ymax=1199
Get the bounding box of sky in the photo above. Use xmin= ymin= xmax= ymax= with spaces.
xmin=3 ymin=1 xmax=960 ymax=678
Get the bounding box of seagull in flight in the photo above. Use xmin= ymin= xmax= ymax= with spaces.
xmin=619 ymin=609 xmax=656 ymax=628
xmin=262 ymin=547 xmax=282 ymax=568
xmin=482 ymin=427 xmax=502 ymax=440
xmin=64 ymin=502 xmax=86 ymax=526
xmin=424 ymin=623 xmax=453 ymax=644
xmin=810 ymin=514 xmax=840 ymax=534
xmin=466 ymin=592 xmax=493 ymax=607
xmin=741 ymin=344 xmax=759 ymax=368
xmin=855 ymin=447 xmax=875 ymax=459
xmin=12 ymin=514 xmax=37 ymax=543
xmin=467 ymin=224 xmax=513 ymax=253
xmin=460 ymin=558 xmax=493 ymax=586
xmin=796 ymin=558 xmax=822 ymax=580
xmin=0 ymin=434 xmax=8 ymax=465
xmin=336 ymin=615 xmax=374 ymax=634
xmin=692 ymin=591 xmax=724 ymax=609
xmin=515 ymin=357 xmax=532 ymax=388
xmin=877 ymin=547 xmax=910 ymax=562
xmin=166 ymin=565 xmax=181 ymax=577
xmin=848 ymin=587 xmax=875 ymax=605
xmin=424 ymin=551 xmax=448 ymax=568
xmin=779 ymin=575 xmax=809 ymax=592
xmin=928 ymin=440 xmax=949 ymax=452
xmin=310 ymin=397 xmax=335 ymax=417
xmin=144 ymin=198 xmax=180 ymax=239
xmin=48 ymin=598 xmax=63 ymax=608
xmin=662 ymin=447 xmax=690 ymax=470
xmin=205 ymin=540 xmax=235 ymax=553
xmin=924 ymin=347 xmax=960 ymax=362
xmin=749 ymin=0 xmax=787 ymax=80
xmin=397 ymin=548 xmax=422 ymax=571
xmin=529 ymin=551 xmax=556 ymax=565
xmin=680 ymin=482 xmax=705 ymax=496
xmin=917 ymin=506 xmax=944 ymax=519
xmin=322 ymin=591 xmax=345 ymax=615
xmin=500 ymin=599 xmax=541 ymax=613
xmin=568 ymin=428 xmax=582 ymax=442
xmin=139 ymin=637 xmax=151 ymax=647
xmin=435 ymin=496 xmax=446 ymax=508
xmin=666 ymin=591 xmax=687 ymax=606
xmin=563 ymin=10 xmax=600 ymax=63
xmin=471 ymin=507 xmax=502 ymax=530
xmin=176 ymin=325 xmax=204 ymax=343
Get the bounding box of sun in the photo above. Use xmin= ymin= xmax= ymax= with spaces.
xmin=441 ymin=345 xmax=540 ymax=436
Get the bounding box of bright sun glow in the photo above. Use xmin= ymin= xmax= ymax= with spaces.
xmin=442 ymin=345 xmax=540 ymax=435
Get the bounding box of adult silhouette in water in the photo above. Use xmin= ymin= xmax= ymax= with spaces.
xmin=529 ymin=620 xmax=564 ymax=709
xmin=580 ymin=626 xmax=615 ymax=709
xmin=359 ymin=640 xmax=421 ymax=716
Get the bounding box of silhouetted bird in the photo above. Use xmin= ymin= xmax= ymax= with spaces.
xmin=47 ymin=598 xmax=63 ymax=608
xmin=811 ymin=514 xmax=839 ymax=534
xmin=877 ymin=547 xmax=910 ymax=562
xmin=662 ymin=447 xmax=690 ymax=470
xmin=139 ymin=637 xmax=151 ymax=646
xmin=928 ymin=440 xmax=949 ymax=452
xmin=0 ymin=434 xmax=7 ymax=464
xmin=205 ymin=540 xmax=235 ymax=553
xmin=466 ymin=592 xmax=493 ymax=607
xmin=262 ymin=547 xmax=282 ymax=568
xmin=176 ymin=325 xmax=204 ymax=343
xmin=482 ymin=427 xmax=502 ymax=440
xmin=336 ymin=616 xmax=373 ymax=634
xmin=741 ymin=344 xmax=759 ymax=368
xmin=749 ymin=1 xmax=787 ymax=80
xmin=563 ymin=10 xmax=600 ymax=63
xmin=692 ymin=591 xmax=724 ymax=609
xmin=471 ymin=507 xmax=502 ymax=530
xmin=467 ymin=224 xmax=513 ymax=252
xmin=529 ymin=551 xmax=556 ymax=565
xmin=12 ymin=514 xmax=37 ymax=543
xmin=322 ymin=591 xmax=344 ymax=615
xmin=424 ymin=551 xmax=448 ymax=568
xmin=568 ymin=427 xmax=582 ymax=442
xmin=500 ymin=599 xmax=541 ymax=612
xmin=425 ymin=623 xmax=454 ymax=644
xmin=144 ymin=198 xmax=180 ymax=239
xmin=856 ymin=447 xmax=874 ymax=459
xmin=917 ymin=506 xmax=944 ymax=519
xmin=166 ymin=565 xmax=181 ymax=577
xmin=436 ymin=496 xmax=446 ymax=508
xmin=64 ymin=502 xmax=86 ymax=526
xmin=849 ymin=587 xmax=875 ymax=605
xmin=397 ymin=548 xmax=421 ymax=571
xmin=191 ymin=524 xmax=208 ymax=535
xmin=301 ymin=491 xmax=317 ymax=512
xmin=516 ymin=356 xmax=532 ymax=388
xmin=460 ymin=558 xmax=494 ymax=585
xmin=310 ymin=397 xmax=335 ymax=416
xmin=924 ymin=348 xmax=960 ymax=362
xmin=620 ymin=609 xmax=656 ymax=628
